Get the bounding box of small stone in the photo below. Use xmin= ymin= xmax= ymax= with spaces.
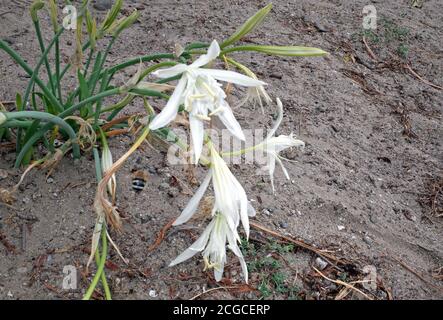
xmin=337 ymin=225 xmax=346 ymax=231
xmin=148 ymin=166 xmax=157 ymax=174
xmin=0 ymin=169 xmax=8 ymax=180
xmin=7 ymin=291 xmax=13 ymax=298
xmin=262 ymin=209 xmax=271 ymax=216
xmin=22 ymin=197 xmax=31 ymax=204
xmin=46 ymin=177 xmax=54 ymax=184
xmin=279 ymin=221 xmax=288 ymax=229
xmin=93 ymin=0 xmax=113 ymax=11
xmin=148 ymin=289 xmax=157 ymax=298
xmin=363 ymin=236 xmax=373 ymax=245
xmin=314 ymin=257 xmax=328 ymax=270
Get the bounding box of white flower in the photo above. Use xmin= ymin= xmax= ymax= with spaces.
xmin=169 ymin=213 xmax=248 ymax=283
xmin=256 ymin=98 xmax=305 ymax=192
xmin=149 ymin=40 xmax=266 ymax=163
xmin=173 ymin=144 xmax=255 ymax=238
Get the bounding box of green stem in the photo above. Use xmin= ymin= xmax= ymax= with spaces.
xmin=55 ymin=38 xmax=63 ymax=104
xmin=90 ymin=147 xmax=112 ymax=300
xmin=0 ymin=40 xmax=64 ymax=113
xmin=105 ymin=53 xmax=175 ymax=75
xmin=82 ymin=224 xmax=108 ymax=300
xmin=33 ymin=20 xmax=56 ymax=95
xmin=23 ymin=28 xmax=64 ymax=113
xmin=3 ymin=111 xmax=80 ymax=159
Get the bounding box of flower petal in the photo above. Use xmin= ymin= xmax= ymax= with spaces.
xmin=216 ymin=102 xmax=245 ymax=141
xmin=190 ymin=40 xmax=220 ymax=68
xmin=169 ymin=219 xmax=215 ymax=267
xmin=149 ymin=76 xmax=187 ymax=130
xmin=189 ymin=115 xmax=205 ymax=165
xmin=152 ymin=64 xmax=188 ymax=79
xmin=198 ymin=68 xmax=266 ymax=87
xmin=267 ymin=97 xmax=284 ymax=138
xmin=173 ymin=171 xmax=212 ymax=226
xmin=227 ymin=231 xmax=248 ymax=283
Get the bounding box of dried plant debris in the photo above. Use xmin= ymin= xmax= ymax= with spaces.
xmin=419 ymin=176 xmax=443 ymax=217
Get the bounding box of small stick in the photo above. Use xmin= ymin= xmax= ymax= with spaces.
xmin=390 ymin=256 xmax=442 ymax=291
xmin=148 ymin=218 xmax=175 ymax=252
xmin=404 ymin=64 xmax=443 ymax=90
xmin=362 ymin=36 xmax=377 ymax=61
xmin=105 ymin=128 xmax=130 ymax=137
xmin=313 ymin=267 xmax=373 ymax=300
xmin=250 ymin=221 xmax=343 ymax=264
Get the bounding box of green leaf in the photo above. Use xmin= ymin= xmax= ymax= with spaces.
xmin=222 ymin=45 xmax=328 ymax=57
xmin=77 ymin=70 xmax=91 ymax=118
xmin=221 ymin=3 xmax=272 ymax=48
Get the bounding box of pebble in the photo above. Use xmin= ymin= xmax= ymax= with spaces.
xmin=22 ymin=197 xmax=30 ymax=204
xmin=262 ymin=209 xmax=271 ymax=216
xmin=337 ymin=225 xmax=345 ymax=231
xmin=93 ymin=0 xmax=113 ymax=11
xmin=46 ymin=177 xmax=54 ymax=184
xmin=279 ymin=221 xmax=288 ymax=229
xmin=148 ymin=289 xmax=158 ymax=298
xmin=314 ymin=257 xmax=328 ymax=270
xmin=0 ymin=169 xmax=8 ymax=180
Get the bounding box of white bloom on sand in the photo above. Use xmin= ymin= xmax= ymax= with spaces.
xmin=256 ymin=98 xmax=305 ymax=192
xmin=169 ymin=213 xmax=248 ymax=283
xmin=173 ymin=144 xmax=255 ymax=237
xmin=149 ymin=40 xmax=266 ymax=163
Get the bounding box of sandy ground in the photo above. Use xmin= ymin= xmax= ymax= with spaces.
xmin=0 ymin=0 xmax=442 ymax=299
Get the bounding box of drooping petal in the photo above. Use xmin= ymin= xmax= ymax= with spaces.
xmin=189 ymin=115 xmax=205 ymax=164
xmin=152 ymin=64 xmax=188 ymax=79
xmin=149 ymin=76 xmax=187 ymax=130
xmin=275 ymin=155 xmax=290 ymax=180
xmin=227 ymin=231 xmax=248 ymax=283
xmin=267 ymin=153 xmax=276 ymax=193
xmin=190 ymin=40 xmax=220 ymax=68
xmin=198 ymin=68 xmax=266 ymax=87
xmin=173 ymin=171 xmax=212 ymax=226
xmin=267 ymin=97 xmax=284 ymax=138
xmin=216 ymin=102 xmax=246 ymax=141
xmin=169 ymin=218 xmax=216 ymax=267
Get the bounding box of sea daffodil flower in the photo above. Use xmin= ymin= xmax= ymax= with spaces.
xmin=149 ymin=40 xmax=266 ymax=163
xmin=256 ymin=98 xmax=305 ymax=192
xmin=173 ymin=144 xmax=255 ymax=238
xmin=169 ymin=213 xmax=248 ymax=283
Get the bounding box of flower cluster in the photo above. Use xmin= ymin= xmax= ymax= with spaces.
xmin=150 ymin=41 xmax=305 ymax=282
